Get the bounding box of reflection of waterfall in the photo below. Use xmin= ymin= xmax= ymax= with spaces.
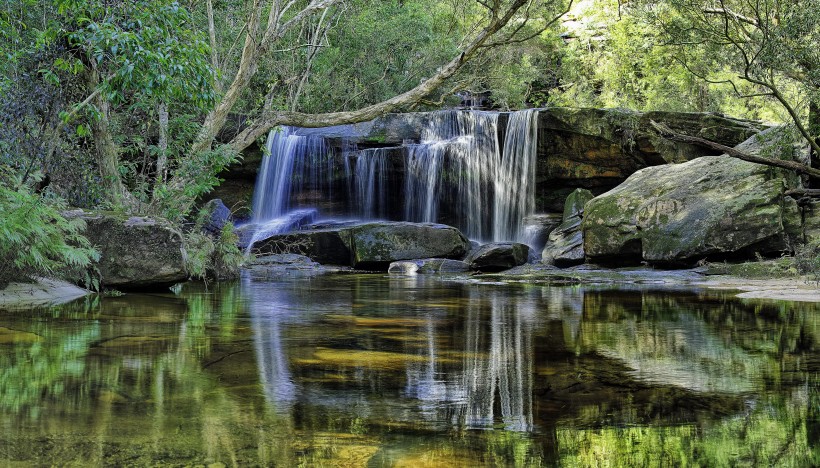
xmin=247 ymin=276 xmax=298 ymax=412
xmin=461 ymin=294 xmax=535 ymax=431
xmin=403 ymin=287 xmax=537 ymax=432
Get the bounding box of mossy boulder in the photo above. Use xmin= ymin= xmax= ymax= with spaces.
xmin=583 ymin=145 xmax=802 ymax=265
xmin=71 ymin=211 xmax=188 ymax=288
xmin=349 ymin=222 xmax=469 ymax=268
xmin=466 ymin=242 xmax=531 ymax=272
xmin=542 ymin=189 xmax=593 ymax=267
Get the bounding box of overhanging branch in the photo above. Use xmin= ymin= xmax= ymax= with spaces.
xmin=650 ymin=120 xmax=820 ymax=179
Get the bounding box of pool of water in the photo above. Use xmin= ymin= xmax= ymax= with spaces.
xmin=1 ymin=272 xmax=818 ymax=466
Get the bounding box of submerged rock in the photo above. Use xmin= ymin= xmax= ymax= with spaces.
xmin=387 ymin=258 xmax=470 ymax=275
xmin=70 ymin=211 xmax=188 ymax=288
xmin=583 ymin=128 xmax=804 ymax=265
xmin=467 ymin=242 xmax=531 ymax=272
xmin=541 ymin=188 xmax=594 ymax=267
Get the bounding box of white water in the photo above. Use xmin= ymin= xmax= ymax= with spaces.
xmin=251 ymin=110 xmax=539 ymax=243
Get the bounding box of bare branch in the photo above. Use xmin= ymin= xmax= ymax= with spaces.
xmin=650 ymin=120 xmax=820 ymax=179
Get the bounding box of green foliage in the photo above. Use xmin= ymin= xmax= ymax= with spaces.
xmin=0 ymin=171 xmax=99 ymax=285
xmin=183 ymin=208 xmax=243 ymax=281
xmin=794 ymin=241 xmax=820 ymax=282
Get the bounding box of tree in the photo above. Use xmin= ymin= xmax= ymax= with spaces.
xmin=642 ymin=0 xmax=820 ymax=181
xmin=8 ymin=0 xmax=572 ymax=219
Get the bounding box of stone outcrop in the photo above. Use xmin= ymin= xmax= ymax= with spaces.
xmin=69 ymin=211 xmax=188 ymax=288
xmin=582 ymin=127 xmax=803 ymax=265
xmin=541 ymin=189 xmax=594 ymax=267
xmin=0 ymin=278 xmax=89 ymax=309
xmin=466 ymin=242 xmax=531 ymax=272
xmin=200 ymin=199 xmax=231 ymax=235
xmin=253 ymin=221 xmax=470 ymax=269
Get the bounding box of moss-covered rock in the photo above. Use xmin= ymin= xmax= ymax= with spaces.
xmin=69 ymin=211 xmax=188 ymax=288
xmin=255 ymin=221 xmax=469 ymax=269
xmin=350 ymin=222 xmax=469 ymax=268
xmin=582 ymin=128 xmax=803 ymax=265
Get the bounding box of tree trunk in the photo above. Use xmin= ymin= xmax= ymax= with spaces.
xmin=86 ymin=68 xmax=134 ymax=207
xmin=809 ymin=101 xmax=820 ymax=188
xmin=207 ymin=0 xmax=221 ymax=93
xmin=155 ymin=102 xmax=169 ymax=185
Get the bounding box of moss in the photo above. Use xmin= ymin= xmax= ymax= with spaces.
xmin=704 ymin=259 xmax=800 ymax=279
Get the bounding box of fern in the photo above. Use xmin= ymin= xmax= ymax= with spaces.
xmin=0 ymin=172 xmax=99 ymax=286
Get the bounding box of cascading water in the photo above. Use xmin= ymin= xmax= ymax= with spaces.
xmin=252 ymin=127 xmax=334 ymax=221
xmin=404 ymin=109 xmax=539 ymax=242
xmin=249 ymin=109 xmax=540 ymax=246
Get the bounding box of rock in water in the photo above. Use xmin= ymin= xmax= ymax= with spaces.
xmin=583 ymin=132 xmax=803 ymax=265
xmin=350 ymin=222 xmax=470 ymax=268
xmin=541 ymin=188 xmax=594 ymax=267
xmin=71 ymin=211 xmax=188 ymax=288
xmin=467 ymin=242 xmax=531 ymax=272
xmin=255 ymin=221 xmax=470 ymax=269
xmin=388 ymin=258 xmax=470 ymax=275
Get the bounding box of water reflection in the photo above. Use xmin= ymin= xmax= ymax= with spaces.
xmin=0 ymin=274 xmax=817 ymax=465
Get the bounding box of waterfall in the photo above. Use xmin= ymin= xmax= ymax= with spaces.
xmin=250 ymin=109 xmax=539 ymax=244
xmin=349 ymin=148 xmax=390 ymax=219
xmin=404 ymin=109 xmax=539 ymax=242
xmin=251 ymin=127 xmax=334 ymax=222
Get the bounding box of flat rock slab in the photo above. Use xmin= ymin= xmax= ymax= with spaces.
xmin=388 ymin=258 xmax=470 ymax=275
xmin=0 ymin=278 xmax=89 ymax=309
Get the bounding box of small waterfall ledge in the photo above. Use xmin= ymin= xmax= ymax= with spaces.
xmin=249 ymin=109 xmax=541 ymax=245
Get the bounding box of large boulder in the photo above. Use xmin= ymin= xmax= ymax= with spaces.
xmin=349 ymin=222 xmax=470 ymax=268
xmin=535 ymin=108 xmax=768 ymax=210
xmin=582 ymin=128 xmax=804 ymax=265
xmin=254 ymin=221 xmax=470 ymax=269
xmin=70 ymin=211 xmax=188 ymax=288
xmin=467 ymin=242 xmax=531 ymax=272
xmin=542 ymin=189 xmax=594 ymax=267
xmin=199 ymin=199 xmax=231 ymax=235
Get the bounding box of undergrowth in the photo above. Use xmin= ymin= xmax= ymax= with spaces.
xmin=0 ymin=173 xmax=99 ymax=287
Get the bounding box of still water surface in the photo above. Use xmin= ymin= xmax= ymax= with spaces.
xmin=1 ymin=272 xmax=818 ymax=466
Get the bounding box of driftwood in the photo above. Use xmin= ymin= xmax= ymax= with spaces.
xmin=649 ymin=120 xmax=820 ymax=179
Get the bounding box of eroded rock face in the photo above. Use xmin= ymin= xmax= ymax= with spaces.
xmin=71 ymin=211 xmax=188 ymax=288
xmin=582 ymin=153 xmax=802 ymax=265
xmin=467 ymin=242 xmax=531 ymax=272
xmin=541 ymin=189 xmax=594 ymax=267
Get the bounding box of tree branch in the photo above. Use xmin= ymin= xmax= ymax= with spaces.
xmin=649 ymin=120 xmax=820 ymax=179
xmin=227 ymin=0 xmax=549 ymax=151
